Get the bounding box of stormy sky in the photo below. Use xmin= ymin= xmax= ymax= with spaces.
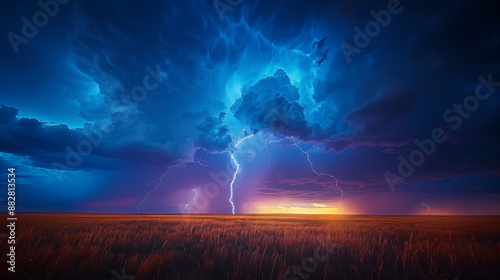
xmin=1 ymin=0 xmax=499 ymax=214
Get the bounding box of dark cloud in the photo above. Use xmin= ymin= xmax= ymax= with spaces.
xmin=194 ymin=112 xmax=232 ymax=153
xmin=345 ymin=92 xmax=419 ymax=137
xmin=0 ymin=105 xmax=79 ymax=156
xmin=231 ymin=69 xmax=311 ymax=138
xmin=0 ymin=104 xmax=176 ymax=170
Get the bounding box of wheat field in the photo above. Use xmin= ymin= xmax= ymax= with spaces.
xmin=1 ymin=214 xmax=499 ymax=280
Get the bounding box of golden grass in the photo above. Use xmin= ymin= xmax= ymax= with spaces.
xmin=1 ymin=214 xmax=499 ymax=280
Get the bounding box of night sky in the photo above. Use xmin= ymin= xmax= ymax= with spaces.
xmin=1 ymin=0 xmax=499 ymax=215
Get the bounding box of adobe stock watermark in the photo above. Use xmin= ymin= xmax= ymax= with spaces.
xmin=51 ymin=64 xmax=168 ymax=182
xmin=385 ymin=74 xmax=499 ymax=191
xmin=180 ymin=105 xmax=295 ymax=213
xmin=180 ymin=163 xmax=233 ymax=213
xmin=340 ymin=0 xmax=408 ymax=64
xmin=97 ymin=266 xmax=134 ymax=280
xmin=212 ymin=0 xmax=242 ymax=21
xmin=240 ymin=105 xmax=297 ymax=162
xmin=7 ymin=0 xmax=71 ymax=54
xmin=180 ymin=134 xmax=270 ymax=213
xmin=282 ymin=239 xmax=342 ymax=280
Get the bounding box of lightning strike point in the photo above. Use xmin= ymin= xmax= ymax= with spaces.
xmin=184 ymin=189 xmax=198 ymax=210
xmin=229 ymin=134 xmax=255 ymax=214
xmin=421 ymin=201 xmax=439 ymax=212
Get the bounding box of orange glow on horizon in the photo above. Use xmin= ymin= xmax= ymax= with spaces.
xmin=250 ymin=201 xmax=344 ymax=214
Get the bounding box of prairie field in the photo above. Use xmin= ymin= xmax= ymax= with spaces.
xmin=1 ymin=214 xmax=499 ymax=280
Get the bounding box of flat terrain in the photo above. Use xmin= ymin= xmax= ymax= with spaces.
xmin=1 ymin=214 xmax=499 ymax=280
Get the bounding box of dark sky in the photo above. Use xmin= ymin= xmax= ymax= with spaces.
xmin=0 ymin=0 xmax=499 ymax=214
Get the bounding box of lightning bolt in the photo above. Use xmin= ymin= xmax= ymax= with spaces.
xmin=184 ymin=188 xmax=198 ymax=210
xmin=229 ymin=134 xmax=255 ymax=214
xmin=420 ymin=201 xmax=439 ymax=212
xmin=253 ymin=132 xmax=273 ymax=168
xmin=287 ymin=136 xmax=345 ymax=214
xmin=137 ymin=163 xmax=182 ymax=213
xmin=264 ymin=134 xmax=272 ymax=168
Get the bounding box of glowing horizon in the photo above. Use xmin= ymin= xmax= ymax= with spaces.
xmin=247 ymin=201 xmax=346 ymax=215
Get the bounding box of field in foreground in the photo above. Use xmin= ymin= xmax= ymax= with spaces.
xmin=1 ymin=214 xmax=499 ymax=280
